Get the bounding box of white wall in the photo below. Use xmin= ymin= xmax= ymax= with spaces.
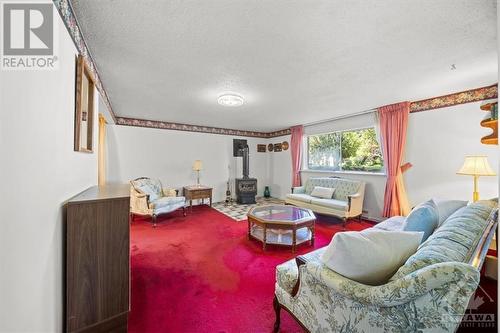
xmin=0 ymin=10 xmax=98 ymax=332
xmin=405 ymin=101 xmax=498 ymax=204
xmin=269 ymin=103 xmax=499 ymax=220
xmin=267 ymin=135 xmax=292 ymax=199
xmin=106 ymin=126 xmax=270 ymax=202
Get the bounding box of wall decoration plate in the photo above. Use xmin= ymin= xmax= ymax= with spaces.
xmin=257 ymin=144 xmax=267 ymax=152
xmin=274 ymin=143 xmax=282 ymax=152
xmin=268 ymin=143 xmax=274 ymax=151
xmin=282 ymin=141 xmax=289 ymax=150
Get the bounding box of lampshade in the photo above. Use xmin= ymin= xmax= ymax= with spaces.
xmin=192 ymin=160 xmax=203 ymax=171
xmin=456 ymin=155 xmax=496 ymax=176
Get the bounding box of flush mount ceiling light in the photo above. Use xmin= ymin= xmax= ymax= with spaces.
xmin=217 ymin=92 xmax=244 ymax=107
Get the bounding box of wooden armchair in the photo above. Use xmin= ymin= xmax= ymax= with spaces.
xmin=130 ymin=177 xmax=186 ymax=227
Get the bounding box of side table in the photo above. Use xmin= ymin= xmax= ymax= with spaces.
xmin=183 ymin=185 xmax=213 ymax=212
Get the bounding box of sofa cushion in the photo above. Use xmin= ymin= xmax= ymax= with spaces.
xmin=320 ymin=229 xmax=423 ymax=285
xmin=373 ymin=216 xmax=405 ymax=231
xmin=434 ymin=199 xmax=468 ymax=226
xmin=391 ymin=201 xmax=496 ymax=280
xmin=403 ymin=199 xmax=439 ymax=242
xmin=310 ymin=186 xmax=335 ymax=199
xmin=285 ymin=193 xmax=312 ymax=204
xmin=310 ymin=198 xmax=348 ymax=211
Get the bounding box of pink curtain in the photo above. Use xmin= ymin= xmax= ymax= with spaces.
xmin=290 ymin=125 xmax=304 ymax=187
xmin=378 ymin=102 xmax=411 ymax=217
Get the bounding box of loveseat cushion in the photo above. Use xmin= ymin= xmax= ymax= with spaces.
xmin=276 ymin=248 xmax=325 ymax=292
xmin=310 ymin=198 xmax=348 ymax=211
xmin=286 ymin=193 xmax=312 ymax=204
xmin=310 ymin=186 xmax=335 ymax=199
xmin=390 ymin=201 xmax=496 ymax=280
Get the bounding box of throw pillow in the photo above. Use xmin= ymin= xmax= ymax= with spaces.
xmin=433 ymin=199 xmax=468 ymax=226
xmin=310 ymin=186 xmax=335 ymax=199
xmin=320 ymin=229 xmax=423 ymax=285
xmin=403 ymin=199 xmax=439 ymax=242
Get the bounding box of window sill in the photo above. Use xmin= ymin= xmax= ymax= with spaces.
xmin=300 ymin=169 xmax=386 ymax=177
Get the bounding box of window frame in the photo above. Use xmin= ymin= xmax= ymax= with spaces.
xmin=305 ymin=126 xmax=385 ymax=174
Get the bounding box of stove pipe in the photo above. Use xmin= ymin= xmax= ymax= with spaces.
xmin=241 ymin=146 xmax=249 ymax=179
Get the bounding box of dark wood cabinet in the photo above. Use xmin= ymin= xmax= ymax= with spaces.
xmin=65 ymin=185 xmax=130 ymax=333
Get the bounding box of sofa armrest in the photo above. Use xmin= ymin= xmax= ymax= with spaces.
xmin=347 ymin=192 xmax=363 ymax=213
xmin=291 ymin=186 xmax=305 ymax=194
xmin=302 ymin=261 xmax=479 ymax=307
xmin=163 ymin=188 xmax=179 ymax=197
xmin=290 ymin=255 xmax=309 ymax=296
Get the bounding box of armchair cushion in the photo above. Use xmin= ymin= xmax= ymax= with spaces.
xmin=151 ymin=196 xmax=185 ymax=209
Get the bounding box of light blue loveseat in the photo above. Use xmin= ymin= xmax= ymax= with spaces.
xmin=285 ymin=177 xmax=365 ymax=228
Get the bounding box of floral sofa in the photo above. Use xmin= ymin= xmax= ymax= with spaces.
xmin=285 ymin=177 xmax=365 ymax=228
xmin=130 ymin=177 xmax=186 ymax=226
xmin=273 ymin=200 xmax=498 ymax=333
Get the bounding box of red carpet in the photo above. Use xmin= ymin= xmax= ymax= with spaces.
xmin=128 ymin=206 xmax=497 ymax=333
xmin=128 ymin=205 xmax=371 ymax=332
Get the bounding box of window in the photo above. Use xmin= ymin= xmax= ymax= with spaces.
xmin=307 ymin=128 xmax=383 ymax=173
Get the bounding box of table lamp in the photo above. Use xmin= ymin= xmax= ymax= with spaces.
xmin=457 ymin=155 xmax=496 ymax=202
xmin=193 ymin=160 xmax=203 ymax=186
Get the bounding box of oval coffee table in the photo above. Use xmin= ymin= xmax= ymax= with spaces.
xmin=247 ymin=205 xmax=316 ymax=252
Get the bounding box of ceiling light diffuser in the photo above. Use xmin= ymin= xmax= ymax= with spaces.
xmin=218 ymin=93 xmax=244 ymax=107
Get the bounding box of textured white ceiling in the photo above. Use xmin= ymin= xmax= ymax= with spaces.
xmin=71 ymin=0 xmax=497 ymax=131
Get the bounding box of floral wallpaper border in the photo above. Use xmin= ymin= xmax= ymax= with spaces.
xmin=116 ymin=117 xmax=291 ymax=138
xmin=410 ymin=84 xmax=497 ymax=113
xmin=54 ymin=1 xmax=496 ymax=137
xmin=53 ymin=0 xmax=116 ymax=122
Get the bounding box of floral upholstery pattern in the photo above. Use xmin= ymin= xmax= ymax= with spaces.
xmin=132 ymin=178 xmax=163 ymax=202
xmin=275 ymin=201 xmax=498 ymax=333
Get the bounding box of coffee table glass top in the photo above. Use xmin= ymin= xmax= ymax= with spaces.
xmin=248 ymin=205 xmax=315 ymax=224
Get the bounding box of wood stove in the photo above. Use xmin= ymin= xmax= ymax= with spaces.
xmin=235 ymin=145 xmax=257 ymax=204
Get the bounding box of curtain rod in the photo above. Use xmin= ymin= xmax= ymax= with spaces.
xmin=303 ymin=108 xmax=377 ymax=127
